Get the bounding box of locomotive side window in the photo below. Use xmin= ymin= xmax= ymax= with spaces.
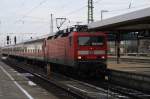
xmin=78 ymin=36 xmax=104 ymax=46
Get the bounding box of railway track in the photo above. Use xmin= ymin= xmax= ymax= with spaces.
xmin=0 ymin=59 xmax=81 ymax=99
xmin=81 ymin=74 xmax=150 ymax=99
xmin=2 ymin=57 xmax=150 ymax=99
xmin=2 ymin=58 xmax=125 ymax=99
xmin=108 ymin=69 xmax=150 ymax=95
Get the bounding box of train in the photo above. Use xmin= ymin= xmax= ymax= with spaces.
xmin=2 ymin=25 xmax=107 ymax=78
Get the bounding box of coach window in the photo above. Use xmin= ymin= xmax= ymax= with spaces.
xmin=69 ymin=36 xmax=72 ymax=46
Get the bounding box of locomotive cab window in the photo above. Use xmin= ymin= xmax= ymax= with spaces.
xmin=78 ymin=36 xmax=104 ymax=46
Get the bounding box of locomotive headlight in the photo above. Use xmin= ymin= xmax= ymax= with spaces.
xmin=101 ymin=56 xmax=105 ymax=59
xmin=78 ymin=56 xmax=82 ymax=59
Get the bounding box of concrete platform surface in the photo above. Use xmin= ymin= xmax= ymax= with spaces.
xmin=108 ymin=56 xmax=150 ymax=60
xmin=0 ymin=61 xmax=58 ymax=99
xmin=108 ymin=61 xmax=150 ymax=76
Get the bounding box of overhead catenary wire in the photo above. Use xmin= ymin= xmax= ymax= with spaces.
xmin=93 ymin=0 xmax=150 ymax=20
xmin=1 ymin=0 xmax=149 ymax=46
xmin=102 ymin=3 xmax=150 ymax=13
xmin=65 ymin=0 xmax=102 ymax=16
xmin=4 ymin=0 xmax=150 ymax=23
xmin=3 ymin=0 xmax=150 ymax=29
xmin=17 ymin=0 xmax=146 ymax=24
xmin=14 ymin=0 xmax=48 ymax=24
xmin=19 ymin=0 xmax=48 ymax=20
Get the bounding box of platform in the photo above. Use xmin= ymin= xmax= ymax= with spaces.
xmin=108 ymin=61 xmax=150 ymax=76
xmin=0 ymin=61 xmax=58 ymax=99
xmin=108 ymin=55 xmax=150 ymax=61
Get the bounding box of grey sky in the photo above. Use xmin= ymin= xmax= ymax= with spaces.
xmin=0 ymin=0 xmax=150 ymax=46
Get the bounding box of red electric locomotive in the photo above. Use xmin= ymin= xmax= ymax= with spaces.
xmin=44 ymin=25 xmax=107 ymax=77
xmin=2 ymin=25 xmax=107 ymax=78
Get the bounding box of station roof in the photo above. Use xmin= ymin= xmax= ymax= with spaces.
xmin=88 ymin=7 xmax=150 ymax=31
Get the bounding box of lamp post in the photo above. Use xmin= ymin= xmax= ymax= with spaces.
xmin=101 ymin=10 xmax=109 ymax=20
xmin=129 ymin=0 xmax=133 ymax=9
xmin=50 ymin=13 xmax=53 ymax=34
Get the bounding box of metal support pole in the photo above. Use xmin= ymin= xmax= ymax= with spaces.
xmin=125 ymin=39 xmax=127 ymax=56
xmin=101 ymin=11 xmax=102 ymax=21
xmin=128 ymin=0 xmax=133 ymax=9
xmin=88 ymin=0 xmax=94 ymax=23
xmin=116 ymin=32 xmax=121 ymax=64
xmin=101 ymin=10 xmax=108 ymax=21
xmin=124 ymin=33 xmax=127 ymax=56
xmin=50 ymin=14 xmax=53 ymax=34
xmin=137 ymin=32 xmax=140 ymax=56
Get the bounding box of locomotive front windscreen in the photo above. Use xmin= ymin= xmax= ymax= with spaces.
xmin=78 ymin=36 xmax=104 ymax=46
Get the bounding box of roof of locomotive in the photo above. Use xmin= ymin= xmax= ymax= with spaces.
xmin=75 ymin=31 xmax=107 ymax=36
xmin=47 ymin=25 xmax=89 ymax=40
